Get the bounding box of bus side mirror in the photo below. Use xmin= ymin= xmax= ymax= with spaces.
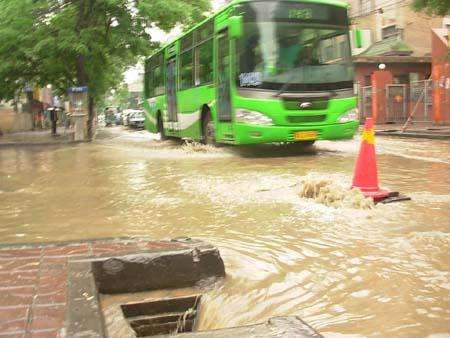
xmin=229 ymin=16 xmax=243 ymax=38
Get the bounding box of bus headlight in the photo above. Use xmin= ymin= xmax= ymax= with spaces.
xmin=338 ymin=108 xmax=359 ymax=123
xmin=236 ymin=109 xmax=273 ymax=125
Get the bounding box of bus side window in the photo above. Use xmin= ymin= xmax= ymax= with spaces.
xmin=144 ymin=60 xmax=152 ymax=98
xmin=154 ymin=66 xmax=165 ymax=96
xmin=198 ymin=39 xmax=213 ymax=84
xmin=180 ymin=50 xmax=194 ymax=90
xmin=146 ymin=69 xmax=154 ymax=98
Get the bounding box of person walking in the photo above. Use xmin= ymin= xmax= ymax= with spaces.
xmin=49 ymin=107 xmax=59 ymax=136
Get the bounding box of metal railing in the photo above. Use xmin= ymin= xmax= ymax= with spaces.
xmin=357 ymin=80 xmax=437 ymax=124
xmin=409 ymin=79 xmax=433 ymax=123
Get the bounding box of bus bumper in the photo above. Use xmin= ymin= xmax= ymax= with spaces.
xmin=233 ymin=121 xmax=359 ymax=145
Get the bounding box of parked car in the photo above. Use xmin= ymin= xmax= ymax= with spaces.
xmin=104 ymin=106 xmax=119 ymax=127
xmin=128 ymin=110 xmax=145 ymax=129
xmin=114 ymin=112 xmax=123 ymax=125
xmin=121 ymin=109 xmax=136 ymax=127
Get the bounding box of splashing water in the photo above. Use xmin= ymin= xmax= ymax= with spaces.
xmin=182 ymin=141 xmax=221 ymax=153
xmin=299 ymin=173 xmax=374 ymax=209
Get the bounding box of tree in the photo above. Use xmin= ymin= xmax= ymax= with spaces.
xmin=412 ymin=0 xmax=450 ymax=16
xmin=102 ymin=83 xmax=135 ymax=111
xmin=0 ymin=0 xmax=210 ymax=138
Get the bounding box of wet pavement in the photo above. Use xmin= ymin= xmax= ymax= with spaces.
xmin=0 ymin=128 xmax=74 ymax=146
xmin=1 ymin=126 xmax=449 ymax=337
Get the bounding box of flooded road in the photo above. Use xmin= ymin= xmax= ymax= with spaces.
xmin=1 ymin=127 xmax=449 ymax=337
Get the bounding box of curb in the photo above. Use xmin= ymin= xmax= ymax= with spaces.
xmin=375 ymin=131 xmax=450 ymax=140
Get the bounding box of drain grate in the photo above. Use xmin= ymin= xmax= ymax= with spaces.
xmin=121 ymin=295 xmax=201 ymax=337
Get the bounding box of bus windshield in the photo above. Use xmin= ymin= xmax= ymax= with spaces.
xmin=236 ymin=2 xmax=354 ymax=91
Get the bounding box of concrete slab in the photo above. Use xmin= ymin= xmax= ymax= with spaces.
xmin=170 ymin=317 xmax=323 ymax=338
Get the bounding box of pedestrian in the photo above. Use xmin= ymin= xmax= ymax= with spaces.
xmin=49 ymin=107 xmax=59 ymax=136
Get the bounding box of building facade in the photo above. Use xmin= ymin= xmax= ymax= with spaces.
xmin=347 ymin=0 xmax=450 ymax=124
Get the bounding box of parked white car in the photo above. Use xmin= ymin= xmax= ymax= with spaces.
xmin=121 ymin=109 xmax=140 ymax=127
xmin=128 ymin=110 xmax=145 ymax=129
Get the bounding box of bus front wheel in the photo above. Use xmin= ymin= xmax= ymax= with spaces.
xmin=202 ymin=112 xmax=216 ymax=145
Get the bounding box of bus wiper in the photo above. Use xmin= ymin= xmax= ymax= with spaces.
xmin=274 ymin=69 xmax=298 ymax=98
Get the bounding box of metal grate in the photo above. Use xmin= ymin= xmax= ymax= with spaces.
xmin=287 ymin=115 xmax=326 ymax=123
xmin=121 ymin=295 xmax=201 ymax=337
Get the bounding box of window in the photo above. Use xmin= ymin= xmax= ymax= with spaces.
xmin=180 ymin=33 xmax=195 ymax=90
xmin=196 ymin=21 xmax=214 ymax=44
xmin=181 ymin=33 xmax=194 ymax=53
xmin=409 ymin=73 xmax=419 ymax=82
xmin=197 ymin=39 xmax=213 ymax=85
xmin=382 ymin=25 xmax=402 ymax=40
xmin=180 ymin=20 xmax=214 ymax=89
xmin=394 ymin=74 xmax=408 ymax=84
xmin=237 ymin=21 xmax=353 ymax=89
xmin=180 ymin=51 xmax=194 ymax=90
xmin=145 ymin=53 xmax=165 ymax=97
xmin=359 ymin=0 xmax=371 ymax=15
xmin=144 ymin=60 xmax=154 ymax=98
xmin=153 ymin=66 xmax=164 ymax=96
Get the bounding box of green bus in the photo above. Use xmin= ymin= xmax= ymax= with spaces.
xmin=143 ymin=0 xmax=358 ymax=145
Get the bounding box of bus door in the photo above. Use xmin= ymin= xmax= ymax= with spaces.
xmin=216 ymin=29 xmax=234 ymax=141
xmin=166 ymin=57 xmax=178 ymax=131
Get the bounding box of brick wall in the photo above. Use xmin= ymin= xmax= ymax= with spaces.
xmin=431 ymin=29 xmax=450 ymax=124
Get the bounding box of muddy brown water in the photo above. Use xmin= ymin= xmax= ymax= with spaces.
xmin=1 ymin=127 xmax=449 ymax=337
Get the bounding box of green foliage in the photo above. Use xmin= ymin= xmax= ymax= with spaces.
xmin=103 ymin=83 xmax=135 ymax=110
xmin=412 ymin=0 xmax=450 ymax=16
xmin=0 ymin=0 xmax=210 ymax=102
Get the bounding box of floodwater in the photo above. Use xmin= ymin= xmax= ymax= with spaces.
xmin=1 ymin=127 xmax=449 ymax=337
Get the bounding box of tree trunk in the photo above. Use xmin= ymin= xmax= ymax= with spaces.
xmin=76 ymin=54 xmax=95 ymax=140
xmin=13 ymin=94 xmax=19 ymax=114
xmin=87 ymin=95 xmax=95 ymax=140
xmin=75 ymin=0 xmax=95 ymax=140
xmin=26 ymin=91 xmax=34 ymax=128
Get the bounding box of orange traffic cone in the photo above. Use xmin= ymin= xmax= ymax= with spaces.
xmin=352 ymin=118 xmax=390 ymax=202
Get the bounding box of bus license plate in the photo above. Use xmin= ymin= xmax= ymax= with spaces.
xmin=294 ymin=131 xmax=317 ymax=141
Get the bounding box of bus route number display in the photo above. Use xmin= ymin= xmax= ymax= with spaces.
xmin=289 ymin=8 xmax=313 ymax=20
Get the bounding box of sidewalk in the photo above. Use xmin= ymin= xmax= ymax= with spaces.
xmin=375 ymin=123 xmax=450 ymax=140
xmin=0 ymin=128 xmax=76 ymax=147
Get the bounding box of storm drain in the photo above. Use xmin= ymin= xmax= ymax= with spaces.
xmin=121 ymin=295 xmax=202 ymax=337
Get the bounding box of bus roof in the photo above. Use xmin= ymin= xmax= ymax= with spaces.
xmin=148 ymin=0 xmax=349 ymax=62
xmin=227 ymin=0 xmax=348 ymax=8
